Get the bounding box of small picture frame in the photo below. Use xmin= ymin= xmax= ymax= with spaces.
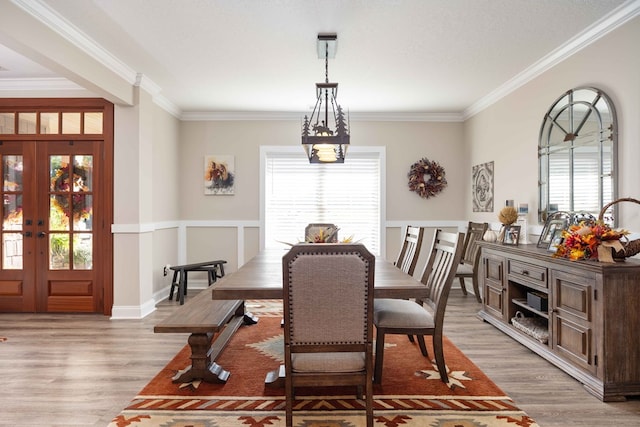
xmin=537 ymin=212 xmax=570 ymax=249
xmin=537 ymin=219 xmax=566 ymax=249
xmin=548 ymin=228 xmax=564 ymax=252
xmin=518 ymin=203 xmax=529 ymax=215
xmin=502 ymin=225 xmax=521 ymax=246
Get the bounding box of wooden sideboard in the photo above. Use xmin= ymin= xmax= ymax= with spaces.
xmin=478 ymin=242 xmax=640 ymax=402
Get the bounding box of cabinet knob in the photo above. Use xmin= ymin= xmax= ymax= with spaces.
xmin=522 ymin=270 xmax=529 ymax=276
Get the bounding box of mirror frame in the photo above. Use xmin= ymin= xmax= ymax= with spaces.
xmin=538 ymin=86 xmax=618 ymax=225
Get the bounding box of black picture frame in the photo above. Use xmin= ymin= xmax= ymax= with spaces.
xmin=502 ymin=225 xmax=521 ymax=246
xmin=537 ymin=211 xmax=571 ymax=248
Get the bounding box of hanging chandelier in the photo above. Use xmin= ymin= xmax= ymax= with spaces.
xmin=301 ymin=34 xmax=350 ymax=164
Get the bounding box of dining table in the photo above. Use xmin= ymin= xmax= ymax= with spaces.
xmin=211 ymin=248 xmax=428 ymax=301
xmin=210 ymin=247 xmax=428 ymax=387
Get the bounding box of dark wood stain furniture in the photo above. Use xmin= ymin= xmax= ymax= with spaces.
xmin=478 ymin=242 xmax=640 ymax=401
xmin=282 ymin=243 xmax=375 ymax=427
xmin=211 ymin=249 xmax=430 ymax=387
xmin=394 ymin=225 xmax=424 ymax=276
xmin=154 ymin=289 xmax=245 ymax=384
xmin=455 ymin=221 xmax=488 ymax=302
xmin=211 ymin=250 xmax=430 ymax=301
xmin=374 ymin=230 xmax=464 ymax=384
xmin=168 ymin=260 xmax=227 ymax=304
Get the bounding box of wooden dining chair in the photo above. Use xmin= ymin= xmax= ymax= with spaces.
xmin=394 ymin=225 xmax=424 ymax=276
xmin=374 ymin=229 xmax=464 ymax=384
xmin=454 ymin=221 xmax=488 ymax=303
xmin=304 ymin=223 xmax=339 ymax=242
xmin=283 ymin=243 xmax=375 ymax=427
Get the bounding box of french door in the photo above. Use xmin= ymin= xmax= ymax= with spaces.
xmin=0 ymin=99 xmax=113 ymax=314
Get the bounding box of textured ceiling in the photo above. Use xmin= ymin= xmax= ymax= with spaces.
xmin=0 ymin=0 xmax=634 ymax=116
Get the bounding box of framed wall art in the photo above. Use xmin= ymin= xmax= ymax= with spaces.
xmin=204 ymin=154 xmax=235 ymax=195
xmin=472 ymin=161 xmax=494 ymax=212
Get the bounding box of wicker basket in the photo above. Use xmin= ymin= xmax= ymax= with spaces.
xmin=598 ymin=198 xmax=640 ymax=259
xmin=511 ymin=311 xmax=549 ymax=344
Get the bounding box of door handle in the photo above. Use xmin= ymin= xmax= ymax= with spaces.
xmin=37 ymin=232 xmax=47 ymax=238
xmin=25 ymin=231 xmax=33 ymax=237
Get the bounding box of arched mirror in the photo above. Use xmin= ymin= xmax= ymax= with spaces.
xmin=538 ymin=87 xmax=618 ymax=225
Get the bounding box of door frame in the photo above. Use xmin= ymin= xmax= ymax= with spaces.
xmin=0 ymin=98 xmax=114 ymax=315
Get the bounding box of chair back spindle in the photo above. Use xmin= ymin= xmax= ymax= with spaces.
xmin=395 ymin=225 xmax=424 ymax=276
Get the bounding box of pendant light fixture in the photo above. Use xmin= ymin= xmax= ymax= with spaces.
xmin=301 ymin=34 xmax=350 ymax=163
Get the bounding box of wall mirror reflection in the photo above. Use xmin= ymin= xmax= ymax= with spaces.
xmin=538 ymin=87 xmax=617 ymax=226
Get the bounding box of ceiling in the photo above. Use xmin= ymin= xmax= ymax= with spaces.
xmin=0 ymin=0 xmax=636 ymax=118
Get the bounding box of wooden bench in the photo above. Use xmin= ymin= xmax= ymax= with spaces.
xmin=154 ymin=289 xmax=246 ymax=384
xmin=168 ymin=260 xmax=227 ymax=305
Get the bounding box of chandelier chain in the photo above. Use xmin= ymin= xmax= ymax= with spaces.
xmin=324 ymin=41 xmax=329 ymax=84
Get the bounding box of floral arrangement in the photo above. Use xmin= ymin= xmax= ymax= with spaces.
xmin=306 ymin=227 xmax=339 ymax=243
xmin=278 ymin=226 xmax=357 ymax=247
xmin=553 ymin=221 xmax=628 ymax=261
xmin=408 ymin=158 xmax=447 ymax=199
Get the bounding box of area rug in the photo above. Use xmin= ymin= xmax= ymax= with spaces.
xmin=110 ymin=300 xmax=538 ymax=426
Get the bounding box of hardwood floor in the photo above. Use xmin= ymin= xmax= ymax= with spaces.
xmin=1 ymin=289 xmax=639 ymax=426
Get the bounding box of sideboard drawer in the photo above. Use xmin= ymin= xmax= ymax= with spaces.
xmin=508 ymin=259 xmax=547 ymax=288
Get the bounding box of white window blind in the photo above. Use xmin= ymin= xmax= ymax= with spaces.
xmin=264 ymin=149 xmax=381 ymax=255
xmin=548 ymin=149 xmax=611 ymax=214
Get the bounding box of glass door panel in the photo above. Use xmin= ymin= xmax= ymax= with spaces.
xmin=48 ymin=154 xmax=93 ymax=271
xmin=2 ymin=156 xmax=24 ymax=270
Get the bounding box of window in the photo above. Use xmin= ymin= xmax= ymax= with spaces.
xmin=262 ymin=146 xmax=384 ymax=255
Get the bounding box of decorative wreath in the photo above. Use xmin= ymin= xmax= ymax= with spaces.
xmin=51 ymin=163 xmax=91 ymax=221
xmin=408 ymin=157 xmax=447 ymax=199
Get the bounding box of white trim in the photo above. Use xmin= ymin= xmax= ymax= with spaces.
xmin=12 ymin=0 xmax=139 ymax=85
xmin=110 ymin=222 xmax=157 ymax=233
xmin=463 ymin=0 xmax=640 ymax=119
xmin=110 ymin=298 xmax=156 ymax=320
xmin=181 ymin=111 xmax=464 ymax=122
xmin=385 ymin=220 xmax=467 ymax=230
xmin=0 ymin=77 xmax=84 ymax=91
xmin=182 ymin=220 xmax=260 ymax=228
xmin=10 ymin=0 xmax=639 ymax=120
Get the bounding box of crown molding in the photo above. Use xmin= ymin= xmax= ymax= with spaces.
xmin=11 ymin=0 xmax=175 ymax=112
xmin=10 ymin=0 xmax=640 ymax=122
xmin=180 ymin=110 xmax=464 ymax=122
xmin=463 ymin=0 xmax=640 ymax=120
xmin=12 ymin=0 xmax=139 ymax=85
xmin=0 ymin=77 xmax=84 ymax=91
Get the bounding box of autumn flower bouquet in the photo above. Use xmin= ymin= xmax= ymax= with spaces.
xmin=553 ymin=221 xmax=628 ymax=262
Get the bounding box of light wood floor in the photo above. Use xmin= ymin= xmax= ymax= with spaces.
xmin=1 ymin=288 xmax=639 ymax=426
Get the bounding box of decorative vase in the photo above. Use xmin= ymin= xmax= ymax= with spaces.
xmin=483 ymin=229 xmax=498 ymax=242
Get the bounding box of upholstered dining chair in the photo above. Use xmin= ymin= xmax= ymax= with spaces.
xmin=394 ymin=225 xmax=424 ymax=276
xmin=454 ymin=221 xmax=488 ymax=303
xmin=283 ymin=243 xmax=375 ymax=427
xmin=374 ymin=229 xmax=464 ymax=384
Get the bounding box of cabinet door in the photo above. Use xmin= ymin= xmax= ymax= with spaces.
xmin=482 ymin=252 xmax=506 ymax=320
xmin=550 ymin=269 xmax=597 ymax=374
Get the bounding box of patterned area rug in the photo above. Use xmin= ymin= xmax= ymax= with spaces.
xmin=110 ymin=300 xmax=539 ymax=426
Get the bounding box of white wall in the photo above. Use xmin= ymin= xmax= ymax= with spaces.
xmin=176 ymin=118 xmax=466 ymax=267
xmin=465 ymin=16 xmax=640 ymax=235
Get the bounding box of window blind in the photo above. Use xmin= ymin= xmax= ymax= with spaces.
xmin=548 ymin=149 xmax=611 ymax=215
xmin=264 ymin=150 xmax=381 ymax=255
